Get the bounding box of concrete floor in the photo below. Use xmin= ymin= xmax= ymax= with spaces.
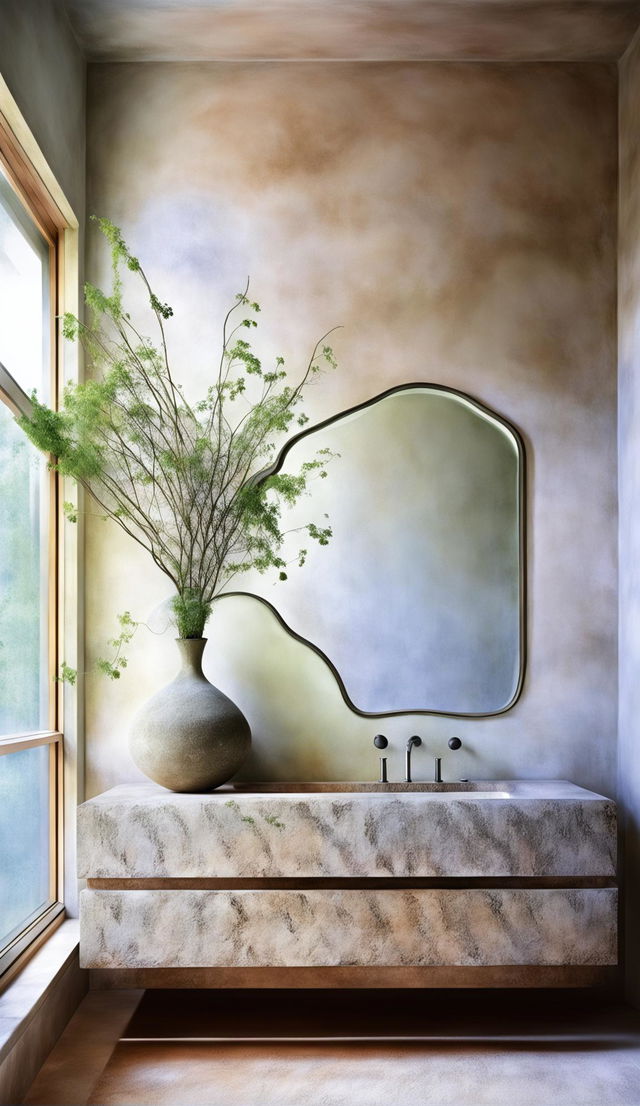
xmin=22 ymin=989 xmax=640 ymax=1106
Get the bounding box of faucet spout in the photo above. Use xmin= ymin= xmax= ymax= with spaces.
xmin=405 ymin=735 xmax=422 ymax=783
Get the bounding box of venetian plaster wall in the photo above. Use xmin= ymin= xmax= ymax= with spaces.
xmin=85 ymin=61 xmax=618 ymax=798
xmin=619 ymin=28 xmax=640 ymax=1006
xmin=0 ymin=0 xmax=85 ymax=221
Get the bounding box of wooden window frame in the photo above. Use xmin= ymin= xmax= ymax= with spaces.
xmin=0 ymin=111 xmax=72 ymax=980
xmin=0 ymin=735 xmax=63 ymax=977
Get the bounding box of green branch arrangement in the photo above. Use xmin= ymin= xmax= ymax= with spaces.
xmin=20 ymin=217 xmax=339 ymax=678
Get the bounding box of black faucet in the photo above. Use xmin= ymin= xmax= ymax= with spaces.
xmin=409 ymin=735 xmax=463 ymax=783
xmin=405 ymin=735 xmax=422 ymax=783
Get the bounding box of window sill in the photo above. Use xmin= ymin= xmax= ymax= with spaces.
xmin=0 ymin=903 xmax=64 ymax=980
xmin=0 ymin=918 xmax=83 ymax=1068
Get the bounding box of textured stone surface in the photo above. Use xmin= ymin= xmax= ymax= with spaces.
xmin=77 ymin=782 xmax=617 ymax=879
xmin=79 ymin=887 xmax=617 ymax=968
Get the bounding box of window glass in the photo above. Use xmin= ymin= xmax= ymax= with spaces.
xmin=0 ymin=149 xmax=60 ymax=975
xmin=0 ymin=401 xmax=49 ymax=735
xmin=0 ymin=168 xmax=50 ymax=402
xmin=0 ymin=745 xmax=52 ymax=949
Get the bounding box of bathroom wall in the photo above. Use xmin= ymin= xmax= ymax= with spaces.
xmin=84 ymin=61 xmax=618 ymax=798
xmin=619 ymin=27 xmax=640 ymax=1006
xmin=0 ymin=0 xmax=85 ymax=220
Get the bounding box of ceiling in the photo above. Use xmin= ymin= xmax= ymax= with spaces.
xmin=64 ymin=0 xmax=640 ymax=62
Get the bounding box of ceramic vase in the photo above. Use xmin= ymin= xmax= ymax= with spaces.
xmin=129 ymin=638 xmax=251 ymax=792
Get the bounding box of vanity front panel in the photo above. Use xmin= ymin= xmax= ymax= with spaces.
xmin=80 ymin=887 xmax=617 ymax=970
xmin=79 ymin=782 xmax=617 ymax=983
xmin=78 ymin=782 xmax=616 ymax=880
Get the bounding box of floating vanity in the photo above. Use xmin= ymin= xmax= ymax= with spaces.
xmin=78 ymin=780 xmax=617 ymax=988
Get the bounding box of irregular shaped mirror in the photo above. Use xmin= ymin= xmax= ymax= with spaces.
xmin=226 ymin=384 xmax=524 ymax=716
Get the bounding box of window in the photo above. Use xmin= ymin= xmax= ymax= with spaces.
xmin=0 ymin=161 xmax=63 ymax=977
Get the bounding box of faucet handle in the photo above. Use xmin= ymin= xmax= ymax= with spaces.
xmin=374 ymin=734 xmax=388 ymax=749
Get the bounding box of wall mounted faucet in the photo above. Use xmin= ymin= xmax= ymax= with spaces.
xmin=374 ymin=734 xmax=462 ymax=785
xmin=404 ymin=736 xmax=463 ymax=783
xmin=405 ymin=735 xmax=422 ymax=782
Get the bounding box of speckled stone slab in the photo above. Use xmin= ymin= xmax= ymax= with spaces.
xmin=80 ymin=887 xmax=617 ymax=969
xmin=77 ymin=782 xmax=617 ymax=880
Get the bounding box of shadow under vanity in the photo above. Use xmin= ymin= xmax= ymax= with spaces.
xmin=77 ymin=386 xmax=618 ymax=988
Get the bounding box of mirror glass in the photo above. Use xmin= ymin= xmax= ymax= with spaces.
xmin=227 ymin=385 xmax=524 ymax=716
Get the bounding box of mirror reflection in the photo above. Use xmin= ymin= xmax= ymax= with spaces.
xmin=228 ymin=385 xmax=524 ymax=716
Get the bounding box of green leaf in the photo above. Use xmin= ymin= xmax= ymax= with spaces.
xmin=14 ymin=223 xmax=339 ymax=684
xmin=55 ymin=661 xmax=77 ymax=686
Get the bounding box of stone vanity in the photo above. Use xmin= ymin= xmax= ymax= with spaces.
xmin=78 ymin=780 xmax=617 ymax=987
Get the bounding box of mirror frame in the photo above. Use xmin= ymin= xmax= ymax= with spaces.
xmin=221 ymin=382 xmax=527 ymax=718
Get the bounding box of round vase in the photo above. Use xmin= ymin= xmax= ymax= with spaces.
xmin=129 ymin=638 xmax=251 ymax=792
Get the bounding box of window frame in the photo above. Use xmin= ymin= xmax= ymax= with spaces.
xmin=0 ymin=736 xmax=63 ymax=977
xmin=0 ymin=125 xmax=68 ymax=980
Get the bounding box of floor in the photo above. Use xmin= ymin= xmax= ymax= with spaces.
xmin=22 ymin=989 xmax=640 ymax=1106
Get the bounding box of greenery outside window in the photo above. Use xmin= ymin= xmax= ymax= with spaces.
xmin=0 ymin=162 xmax=63 ymax=978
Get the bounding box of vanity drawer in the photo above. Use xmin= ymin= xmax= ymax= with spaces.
xmin=78 ymin=787 xmax=617 ymax=880
xmin=80 ymin=887 xmax=617 ymax=970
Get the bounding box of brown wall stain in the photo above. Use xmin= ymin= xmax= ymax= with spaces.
xmin=85 ymin=61 xmax=618 ymax=798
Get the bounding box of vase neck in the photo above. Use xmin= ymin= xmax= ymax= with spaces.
xmin=176 ymin=637 xmax=207 ymax=677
